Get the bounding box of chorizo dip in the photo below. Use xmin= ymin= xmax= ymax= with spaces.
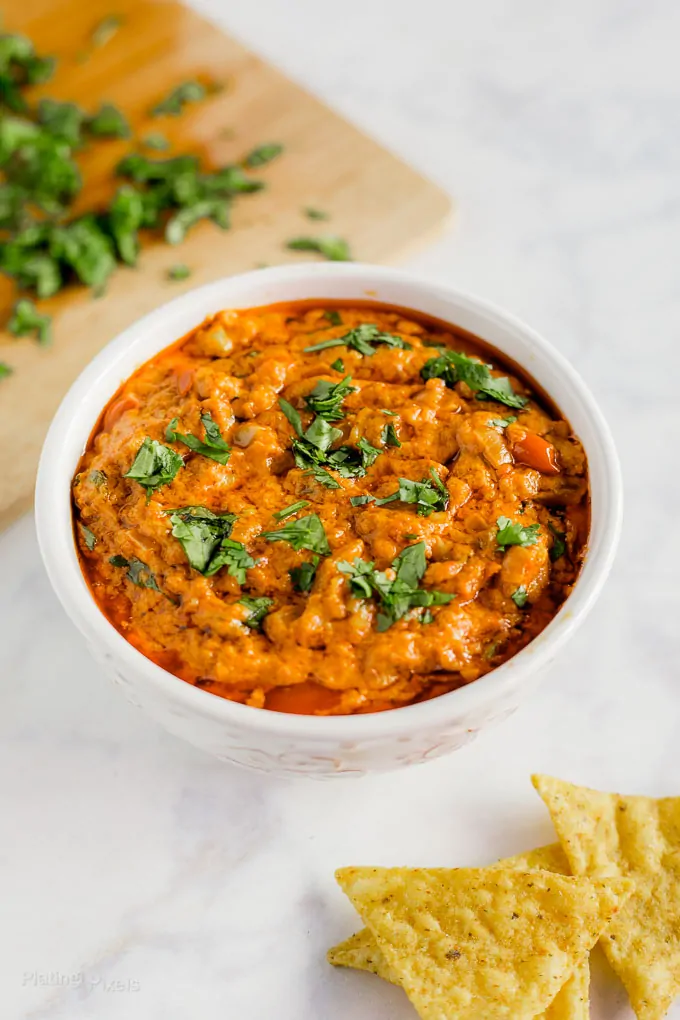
xmin=72 ymin=302 xmax=589 ymax=716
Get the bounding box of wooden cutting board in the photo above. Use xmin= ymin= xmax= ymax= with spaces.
xmin=0 ymin=0 xmax=451 ymax=531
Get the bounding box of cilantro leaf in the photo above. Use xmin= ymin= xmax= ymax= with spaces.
xmin=107 ymin=185 xmax=144 ymax=265
xmin=49 ymin=216 xmax=117 ymax=291
xmin=91 ymin=14 xmax=124 ymax=48
xmin=79 ymin=523 xmax=97 ymax=550
xmin=338 ymin=542 xmax=454 ymax=630
xmin=371 ymin=470 xmax=449 ymax=517
xmin=304 ymin=465 xmax=341 ymax=489
xmin=0 ymin=362 xmax=13 ymax=380
xmin=262 ymin=513 xmax=330 ymax=555
xmin=511 ymin=586 xmax=528 ymax=608
xmin=289 ymin=556 xmax=319 ymax=592
xmin=286 ymin=235 xmax=352 ymax=261
xmin=304 ymin=322 xmax=411 ymax=355
xmin=165 ymin=197 xmax=230 ymax=244
xmin=86 ymin=103 xmax=130 ymax=139
xmin=166 ymin=411 xmax=231 ymax=465
xmin=141 ymin=132 xmax=170 ymax=151
xmin=305 ymin=207 xmax=329 ymax=221
xmin=124 ymin=437 xmax=183 ymax=495
xmin=244 ymin=143 xmax=283 ymax=167
xmin=89 ymin=469 xmax=107 ymax=487
xmin=549 ymin=521 xmax=567 ymax=560
xmin=165 ymin=506 xmax=254 ymax=580
xmin=7 ymin=298 xmax=51 ymax=345
xmin=167 ymin=263 xmax=191 ymax=281
xmin=278 ymin=397 xmax=304 ymax=436
xmin=495 ymin=516 xmax=540 ymax=549
xmin=238 ymin=595 xmax=273 ymax=629
xmin=330 ymin=357 xmax=344 ymax=371
xmin=37 ymin=98 xmax=83 ymax=146
xmin=421 ymin=349 xmax=528 ymax=409
xmin=489 ymin=415 xmax=517 ymax=428
xmin=151 ymin=80 xmax=207 ymax=117
xmin=274 ymin=500 xmax=310 ymax=521
xmin=109 ymin=554 xmax=163 ymax=594
xmin=381 ymin=422 xmax=401 ymax=447
xmin=304 ymin=374 xmax=355 ymax=421
xmin=325 ymin=309 xmax=342 ymax=326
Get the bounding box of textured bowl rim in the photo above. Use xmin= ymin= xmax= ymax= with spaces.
xmin=35 ymin=262 xmax=623 ymax=739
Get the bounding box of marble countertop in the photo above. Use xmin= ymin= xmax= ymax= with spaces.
xmin=2 ymin=1 xmax=679 ymax=1017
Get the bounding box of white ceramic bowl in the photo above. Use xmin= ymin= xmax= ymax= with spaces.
xmin=36 ymin=264 xmax=622 ymax=778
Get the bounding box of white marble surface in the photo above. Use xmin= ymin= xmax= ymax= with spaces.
xmin=2 ymin=1 xmax=679 ymax=1016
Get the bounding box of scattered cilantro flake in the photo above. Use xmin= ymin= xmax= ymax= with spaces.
xmin=0 ymin=362 xmax=13 ymax=380
xmin=421 ymin=608 xmax=434 ymax=624
xmin=289 ymin=556 xmax=319 ymax=593
xmin=304 ymin=375 xmax=355 ymax=421
xmin=50 ymin=216 xmax=117 ymax=291
xmin=304 ymin=465 xmax=341 ymax=489
xmin=167 ymin=263 xmax=191 ymax=281
xmin=86 ymin=103 xmax=130 ymax=139
xmin=305 ymin=207 xmax=329 ymax=220
xmin=511 ymin=585 xmax=529 ymax=608
xmin=238 ymin=595 xmax=273 ymax=629
xmin=421 ymin=349 xmax=528 ymax=409
xmin=79 ymin=523 xmax=97 ymax=550
xmin=164 ymin=505 xmax=254 ymax=580
xmin=324 ymin=309 xmax=342 ymax=326
xmin=109 ymin=554 xmax=163 ymax=594
xmin=262 ymin=513 xmax=330 ymax=555
xmin=381 ymin=422 xmax=401 ymax=447
xmin=549 ymin=521 xmax=567 ymax=560
xmin=381 ymin=408 xmax=398 ymax=416
xmin=304 ymin=322 xmax=411 ymax=355
xmin=278 ymin=396 xmax=304 ymax=437
xmin=124 ymin=437 xmax=183 ymax=496
xmin=244 ymin=143 xmax=283 ymax=167
xmin=286 ymin=235 xmax=352 ymax=261
xmin=141 ymin=132 xmax=170 ymax=151
xmin=91 ymin=14 xmax=124 ymax=48
xmin=274 ymin=500 xmax=310 ymax=521
xmin=166 ymin=411 xmax=230 ymax=465
xmin=151 ymin=80 xmax=207 ymax=117
xmin=37 ymin=98 xmax=83 ymax=146
xmin=338 ymin=541 xmax=453 ymax=631
xmin=7 ymin=298 xmax=51 ymax=345
xmin=89 ymin=469 xmax=107 ymax=486
xmin=496 ymin=516 xmax=540 ymax=549
xmin=330 ymin=357 xmax=344 ymax=372
xmin=368 ymin=470 xmax=449 ymax=517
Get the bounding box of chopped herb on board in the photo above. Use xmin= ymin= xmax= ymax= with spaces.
xmin=496 ymin=516 xmax=540 ymax=549
xmin=141 ymin=132 xmax=170 ymax=151
xmin=166 ymin=411 xmax=231 ymax=465
xmin=289 ymin=556 xmax=319 ymax=592
xmin=304 ymin=323 xmax=411 ymax=355
xmin=338 ymin=541 xmax=454 ymax=631
xmin=286 ymin=235 xmax=352 ymax=262
xmin=238 ymin=595 xmax=273 ymax=629
xmin=243 ymin=143 xmax=283 ymax=167
xmin=7 ymin=298 xmax=52 ymax=344
xmin=262 ymin=513 xmax=330 ymax=555
xmin=421 ymin=349 xmax=528 ymax=409
xmin=86 ymin=103 xmax=130 ymax=139
xmin=124 ymin=437 xmax=183 ymax=496
xmin=0 ymin=362 xmax=13 ymax=379
xmin=305 ymin=207 xmax=329 ymax=221
xmin=0 ymin=33 xmax=55 ymax=113
xmin=151 ymin=80 xmax=207 ymax=117
xmin=167 ymin=263 xmax=191 ymax=281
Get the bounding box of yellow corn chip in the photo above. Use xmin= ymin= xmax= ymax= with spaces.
xmin=336 ymin=864 xmax=630 ymax=1020
xmin=329 ymin=845 xmax=589 ymax=1020
xmin=533 ymin=774 xmax=680 ymax=1020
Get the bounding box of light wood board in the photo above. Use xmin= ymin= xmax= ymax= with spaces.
xmin=0 ymin=0 xmax=451 ymax=530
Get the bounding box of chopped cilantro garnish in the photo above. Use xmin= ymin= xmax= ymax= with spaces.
xmin=304 ymin=465 xmax=341 ymax=489
xmin=330 ymin=357 xmax=344 ymax=371
xmin=89 ymin=469 xmax=107 ymax=487
xmin=7 ymin=298 xmax=51 ymax=344
xmin=262 ymin=513 xmax=330 ymax=555
xmin=91 ymin=14 xmax=124 ymax=48
xmin=286 ymin=235 xmax=352 ymax=261
xmin=164 ymin=505 xmax=254 ymax=580
xmin=167 ymin=263 xmax=191 ymax=281
xmin=381 ymin=408 xmax=398 ymax=415
xmin=338 ymin=541 xmax=453 ymax=631
xmin=274 ymin=500 xmax=310 ymax=521
xmin=141 ymin=132 xmax=170 ymax=151
xmin=37 ymin=98 xmax=82 ymax=146
xmin=304 ymin=322 xmax=411 ymax=355
xmin=496 ymin=516 xmax=540 ymax=549
xmin=381 ymin=422 xmax=401 ymax=447
xmin=109 ymin=554 xmax=164 ymax=594
xmin=79 ymin=523 xmax=97 ymax=550
xmin=489 ymin=415 xmax=517 ymax=428
xmin=305 ymin=207 xmax=329 ymax=220
xmin=86 ymin=103 xmax=130 ymax=139
xmin=244 ymin=143 xmax=283 ymax=167
xmin=511 ymin=586 xmax=529 ymax=608
xmin=278 ymin=397 xmax=304 ymax=437
xmin=289 ymin=556 xmax=319 ymax=592
xmin=238 ymin=595 xmax=273 ymax=629
xmin=325 ymin=309 xmax=342 ymax=326
xmin=366 ymin=469 xmax=449 ymax=517
xmin=304 ymin=375 xmax=355 ymax=421
xmin=421 ymin=349 xmax=528 ymax=409
xmin=124 ymin=438 xmax=183 ymax=496
xmin=166 ymin=411 xmax=230 ymax=465
xmin=549 ymin=521 xmax=567 ymax=560
xmin=151 ymin=80 xmax=207 ymax=117
xmin=0 ymin=362 xmax=13 ymax=380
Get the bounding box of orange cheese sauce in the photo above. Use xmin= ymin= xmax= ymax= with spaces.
xmin=72 ymin=302 xmax=589 ymax=715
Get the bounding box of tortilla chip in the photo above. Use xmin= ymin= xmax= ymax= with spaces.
xmin=329 ymin=845 xmax=589 ymax=1019
xmin=533 ymin=774 xmax=680 ymax=1020
xmin=335 ymin=864 xmax=630 ymax=1020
